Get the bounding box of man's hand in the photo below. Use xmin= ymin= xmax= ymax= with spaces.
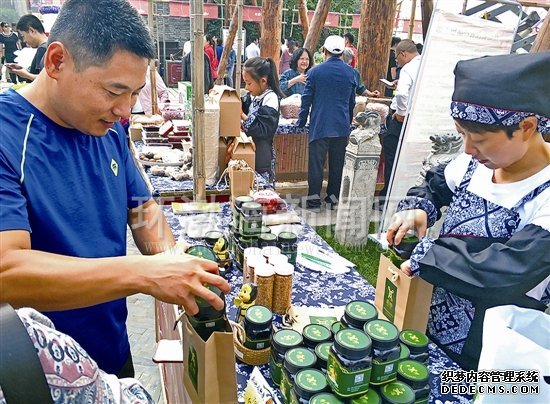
xmin=241 ymin=112 xmax=248 ymax=121
xmin=400 ymin=260 xmax=413 ymax=276
xmin=386 ymin=209 xmax=427 ymax=246
xmin=392 ymin=112 xmax=405 ymax=122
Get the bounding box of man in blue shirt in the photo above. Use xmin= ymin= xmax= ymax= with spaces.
xmin=0 ymin=0 xmax=229 ymax=377
xmin=297 ymin=35 xmax=356 ymax=210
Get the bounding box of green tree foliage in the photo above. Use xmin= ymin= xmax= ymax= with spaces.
xmin=0 ymin=7 xmax=20 ymax=24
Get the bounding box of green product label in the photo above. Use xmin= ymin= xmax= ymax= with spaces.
xmin=240 ymin=217 xmax=262 ymax=236
xmin=326 ymin=352 xmax=372 ymax=397
xmin=274 ymin=329 xmax=302 ymax=347
xmin=316 ymin=342 xmax=332 ymax=361
xmin=346 ymin=301 xmax=377 ymax=321
xmin=350 ymin=388 xmax=381 ymax=404
xmin=304 ymin=324 xmax=331 ymax=342
xmin=280 ymin=370 xmax=293 ymax=404
xmin=365 ymin=320 xmax=399 ymax=342
xmin=187 ymin=344 xmax=198 ymax=393
xmin=309 ymin=315 xmax=339 ymax=329
xmin=370 ymin=357 xmax=399 ymax=385
xmin=269 ymin=354 xmax=283 ymax=386
xmin=398 ymin=360 xmax=428 ymax=382
xmin=383 ymin=278 xmax=397 ymax=322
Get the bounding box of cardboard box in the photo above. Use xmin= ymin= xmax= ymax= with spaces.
xmin=209 ymin=85 xmax=241 ymax=137
xmin=231 ymin=133 xmax=255 ymax=171
xmin=129 ymin=124 xmax=142 ymax=141
xmin=229 ymin=165 xmax=254 ymax=204
xmin=178 ymin=81 xmax=192 ymax=103
xmin=218 ymin=137 xmax=229 ymax=176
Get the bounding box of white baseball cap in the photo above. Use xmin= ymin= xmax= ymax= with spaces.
xmin=323 ymin=35 xmax=345 ymax=55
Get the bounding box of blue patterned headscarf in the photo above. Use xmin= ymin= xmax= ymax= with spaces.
xmin=450 ymin=52 xmax=550 ymax=135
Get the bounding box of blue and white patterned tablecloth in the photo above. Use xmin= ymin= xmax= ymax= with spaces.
xmin=162 ymin=205 xmax=472 ymax=404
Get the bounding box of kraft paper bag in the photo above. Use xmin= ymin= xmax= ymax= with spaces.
xmin=182 ymin=315 xmax=237 ymax=403
xmin=374 ymin=254 xmax=433 ymax=332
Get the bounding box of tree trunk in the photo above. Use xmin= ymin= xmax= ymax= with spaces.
xmin=303 ymin=0 xmax=332 ymax=53
xmin=357 ymin=0 xmax=398 ymax=96
xmin=249 ymin=0 xmax=258 ymax=6
xmin=260 ymin=0 xmax=283 ymax=68
xmin=217 ymin=2 xmax=239 ymax=84
xmin=531 ymin=14 xmax=550 ymax=53
xmin=298 ymin=0 xmax=309 ymax=42
xmin=421 ymin=0 xmax=434 ymax=41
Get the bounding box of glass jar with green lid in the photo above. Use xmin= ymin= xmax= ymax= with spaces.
xmin=303 ymin=324 xmax=332 ymax=350
xmin=291 ymin=368 xmax=328 ymax=403
xmin=314 ymin=342 xmax=331 ymax=373
xmin=203 ymin=230 xmax=225 ymax=248
xmin=270 ymin=329 xmax=303 ymax=386
xmin=363 ymin=320 xmax=401 ymax=385
xmin=399 ymin=330 xmax=429 ymax=365
xmin=239 ymin=202 xmax=263 ymax=236
xmin=331 ymin=321 xmax=345 ymax=338
xmin=396 ymin=360 xmax=430 ymax=404
xmin=350 ymin=388 xmax=381 ymax=404
xmin=186 ymin=245 xmax=218 ymax=262
xmin=236 ymin=236 xmax=257 ymax=267
xmin=281 ymin=348 xmax=317 ymax=404
xmin=343 ymin=301 xmax=378 ymax=329
xmin=378 ymin=380 xmax=415 ymax=404
xmin=326 ymin=328 xmax=372 ymax=398
xmin=233 ymin=195 xmax=254 ymax=229
xmin=399 ymin=343 xmax=410 ymax=362
xmin=188 ymin=285 xmax=227 ymax=341
xmin=258 ymin=232 xmax=278 ymax=248
xmin=243 ymin=305 xmax=273 ymax=350
xmin=309 ymin=392 xmax=344 ymax=404
xmin=277 ymin=231 xmax=298 ymax=264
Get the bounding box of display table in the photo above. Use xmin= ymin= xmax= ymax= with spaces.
xmin=155 ymin=204 xmax=472 ymax=403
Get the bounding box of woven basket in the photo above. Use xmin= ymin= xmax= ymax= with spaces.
xmin=232 ymin=322 xmax=271 ymax=366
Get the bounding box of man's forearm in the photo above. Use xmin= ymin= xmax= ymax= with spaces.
xmin=129 ymin=199 xmax=176 ymax=255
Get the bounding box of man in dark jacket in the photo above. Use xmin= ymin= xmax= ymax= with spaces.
xmin=297 ymin=35 xmax=356 ymax=210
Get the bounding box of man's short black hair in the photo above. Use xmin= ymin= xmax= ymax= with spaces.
xmin=47 ymin=0 xmax=155 ymax=71
xmin=391 ymin=36 xmax=401 ymax=47
xmin=16 ymin=14 xmax=45 ymax=34
xmin=455 ymin=118 xmax=519 ymax=139
xmin=344 ymin=32 xmax=354 ymax=45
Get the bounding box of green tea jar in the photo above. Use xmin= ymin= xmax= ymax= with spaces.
xmin=243 ymin=305 xmax=272 ymax=350
xmin=277 ymin=231 xmax=298 ymax=264
xmin=233 ymin=195 xmax=254 ymax=230
xmin=314 ymin=342 xmax=332 ymax=373
xmin=239 ymin=202 xmax=263 ymax=236
xmin=350 ymin=389 xmax=381 ymax=404
xmin=188 ymin=285 xmax=226 ymax=341
xmin=326 ymin=328 xmax=372 ymax=398
xmin=258 ymin=232 xmax=278 ymax=248
xmin=270 ymin=329 xmax=303 ymax=386
xmin=396 ymin=360 xmax=430 ymax=404
xmin=331 ymin=321 xmax=345 ymax=338
xmin=281 ymin=348 xmax=317 ymax=404
xmin=399 ymin=343 xmax=410 ymax=362
xmin=236 ymin=236 xmax=257 ymax=268
xmin=303 ymin=324 xmax=332 ymax=350
xmin=186 ymin=245 xmax=217 ymax=262
xmin=309 ymin=392 xmax=344 ymax=404
xmin=378 ymin=381 xmax=415 ymax=404
xmin=343 ymin=301 xmax=378 ymax=329
xmin=399 ymin=330 xmax=429 ymax=365
xmin=292 ymin=368 xmax=329 ymax=403
xmin=364 ymin=320 xmax=401 ymax=385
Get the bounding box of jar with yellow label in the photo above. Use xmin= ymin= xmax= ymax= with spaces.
xmin=396 ymin=360 xmax=430 ymax=404
xmin=326 ymin=328 xmax=372 ymax=398
xmin=281 ymin=347 xmax=317 ymax=403
xmin=270 ymin=329 xmax=303 ymax=386
xmin=399 ymin=330 xmax=429 ymax=365
xmin=363 ymin=319 xmax=401 ymax=385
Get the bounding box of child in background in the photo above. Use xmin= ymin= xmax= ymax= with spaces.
xmin=241 ymin=57 xmax=284 ymax=187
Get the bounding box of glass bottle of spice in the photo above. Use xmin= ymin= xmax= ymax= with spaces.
xmin=342 ymin=301 xmax=378 ymax=330
xmin=272 ymin=263 xmax=294 ymax=314
xmin=270 ymin=329 xmax=303 ymax=386
xmin=239 ymin=202 xmax=263 ymax=236
xmin=280 ymin=347 xmax=317 ymax=404
xmin=254 ymin=263 xmax=275 ymax=310
xmin=363 ymin=319 xmax=401 ymax=385
xmin=243 ymin=247 xmax=262 ymax=282
xmin=302 ymin=324 xmax=332 ymax=350
xmin=396 ymin=360 xmax=430 ymax=404
xmin=291 ymin=368 xmax=328 ymax=403
xmin=378 ymin=380 xmax=415 ymax=404
xmin=314 ymin=341 xmax=332 ymax=373
xmin=277 ymin=231 xmax=298 ymax=264
xmin=243 ymin=305 xmax=273 ymax=350
xmin=326 ymin=328 xmax=372 ymax=398
xmin=399 ymin=330 xmax=429 ymax=365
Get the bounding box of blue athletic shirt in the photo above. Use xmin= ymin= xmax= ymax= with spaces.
xmin=0 ymin=89 xmax=152 ymax=374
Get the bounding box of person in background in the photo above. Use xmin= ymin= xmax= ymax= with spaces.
xmin=416 ymin=42 xmax=424 ymax=55
xmin=313 ymin=46 xmax=324 ymax=65
xmin=279 ymin=39 xmax=295 ymax=74
xmin=216 ymin=37 xmax=224 ymax=62
xmin=344 ymin=32 xmax=357 ymax=68
xmin=245 ymin=37 xmax=260 ymax=60
xmin=385 ymin=36 xmax=401 ymax=97
xmin=279 ymin=47 xmax=312 ymax=97
xmin=0 ymin=21 xmax=21 ymax=83
xmin=204 ymin=33 xmax=218 ymax=81
xmin=386 ymin=51 xmax=549 ymax=370
xmin=226 ymin=43 xmax=236 ymax=87
xmin=132 ymin=64 xmax=170 ymax=116
xmin=9 ymin=14 xmax=47 ymax=82
xmin=342 ymin=47 xmax=380 ymax=98
xmin=0 ymin=307 xmax=154 ymax=403
xmin=241 ymin=57 xmax=284 ymax=186
xmin=380 ymin=39 xmax=420 ymax=199
xmin=297 ymin=35 xmax=355 ymax=211
xmin=0 ymin=0 xmax=229 ymax=378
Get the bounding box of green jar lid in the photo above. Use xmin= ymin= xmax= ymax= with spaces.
xmin=350 ymin=388 xmax=381 ymax=404
xmin=303 ymin=324 xmax=331 ymax=348
xmin=235 ymin=196 xmax=254 ymax=208
xmin=399 ymin=330 xmax=429 ymax=354
xmin=344 ymin=301 xmax=378 ymax=328
xmin=187 ymin=245 xmax=217 ymax=262
xmin=379 ymin=381 xmax=415 ymax=404
xmin=331 ymin=321 xmax=345 ymax=337
xmin=241 ymin=202 xmax=262 ymax=214
xmin=309 ymin=392 xmax=344 ymax=404
xmin=261 ymin=226 xmax=271 ymax=234
xmin=294 ymin=368 xmax=327 ymax=398
xmin=399 ymin=343 xmax=410 ymax=361
xmin=315 ymin=342 xmax=331 ymax=362
xmin=272 ymin=329 xmax=303 ymax=354
xmin=284 ymin=347 xmax=317 ymax=374
xmin=278 ymin=231 xmax=298 ymax=243
xmin=364 ymin=320 xmax=399 ymax=350
xmin=397 ymin=360 xmax=429 ymax=389
xmin=333 ymin=328 xmax=371 ymax=360
xmin=244 ymin=305 xmax=272 ymax=326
